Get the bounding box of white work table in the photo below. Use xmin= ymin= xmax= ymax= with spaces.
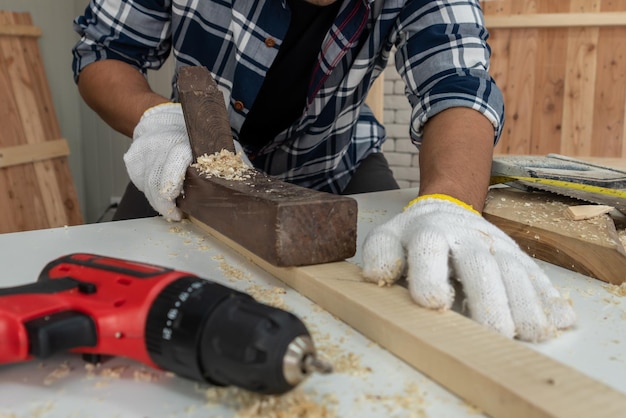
xmin=0 ymin=188 xmax=625 ymax=417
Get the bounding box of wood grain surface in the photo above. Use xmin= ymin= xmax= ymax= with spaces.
xmin=482 ymin=0 xmax=626 ymax=158
xmin=0 ymin=11 xmax=82 ymax=233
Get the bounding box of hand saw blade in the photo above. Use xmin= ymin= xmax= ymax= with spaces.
xmin=492 ymin=154 xmax=626 ymax=188
xmin=491 ymin=175 xmax=626 ymax=215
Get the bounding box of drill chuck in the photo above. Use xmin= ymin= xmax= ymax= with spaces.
xmin=145 ymin=276 xmax=331 ymax=394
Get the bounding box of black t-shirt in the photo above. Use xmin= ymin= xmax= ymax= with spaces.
xmin=238 ymin=0 xmax=341 ymax=149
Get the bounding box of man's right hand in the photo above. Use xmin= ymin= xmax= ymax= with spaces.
xmin=124 ymin=103 xmax=192 ymax=221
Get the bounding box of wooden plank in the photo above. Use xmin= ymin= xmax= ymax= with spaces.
xmin=530 ymin=2 xmax=570 ymax=155
xmin=0 ymin=139 xmax=70 ymax=168
xmin=560 ymin=0 xmax=599 ymax=156
xmin=592 ymin=0 xmax=626 ymax=157
xmin=188 ymin=214 xmax=626 ymax=418
xmin=177 ymin=66 xmax=235 ymax=159
xmin=485 ymin=1 xmax=513 ymax=154
xmin=179 ymin=167 xmax=358 ymax=267
xmin=485 ymin=12 xmax=626 ymax=28
xmin=176 ymin=66 xmax=358 ymax=267
xmin=500 ymin=1 xmax=539 ymax=154
xmin=484 ymin=187 xmax=626 ymax=285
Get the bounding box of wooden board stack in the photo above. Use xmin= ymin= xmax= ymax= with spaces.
xmin=0 ymin=11 xmax=83 ymax=233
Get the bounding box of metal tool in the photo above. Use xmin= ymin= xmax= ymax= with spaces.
xmin=0 ymin=253 xmax=331 ymax=394
xmin=491 ymin=154 xmax=626 ymax=214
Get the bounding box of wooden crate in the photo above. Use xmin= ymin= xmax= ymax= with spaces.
xmin=0 ymin=11 xmax=83 ymax=233
xmin=482 ymin=0 xmax=626 ymax=157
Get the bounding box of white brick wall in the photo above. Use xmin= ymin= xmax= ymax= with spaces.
xmin=381 ymin=54 xmax=420 ymax=189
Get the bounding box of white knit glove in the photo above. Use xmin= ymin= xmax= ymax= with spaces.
xmin=124 ymin=103 xmax=191 ymax=221
xmin=362 ymin=194 xmax=576 ymax=342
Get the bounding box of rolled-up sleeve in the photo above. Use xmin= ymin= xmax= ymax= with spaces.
xmin=393 ymin=0 xmax=504 ymax=145
xmin=72 ymin=0 xmax=172 ymax=82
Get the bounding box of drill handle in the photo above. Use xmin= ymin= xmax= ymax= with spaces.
xmin=0 ymin=278 xmax=98 ymax=363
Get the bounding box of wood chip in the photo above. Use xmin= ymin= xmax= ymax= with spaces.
xmin=565 ymin=204 xmax=614 ymax=220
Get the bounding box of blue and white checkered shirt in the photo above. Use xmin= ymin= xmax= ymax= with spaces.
xmin=73 ymin=0 xmax=504 ymax=193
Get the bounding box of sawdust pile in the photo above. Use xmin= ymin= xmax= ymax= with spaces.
xmin=202 ymin=386 xmax=337 ymax=418
xmin=192 ymin=150 xmax=251 ymax=180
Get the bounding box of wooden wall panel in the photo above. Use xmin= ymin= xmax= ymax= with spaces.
xmin=482 ymin=0 xmax=626 ymax=158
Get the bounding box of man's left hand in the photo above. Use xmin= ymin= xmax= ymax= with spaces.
xmin=361 ymin=194 xmax=576 ymax=342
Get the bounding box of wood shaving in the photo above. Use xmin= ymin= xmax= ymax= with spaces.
xmin=212 ymin=254 xmax=251 ymax=282
xmin=201 ymin=386 xmax=336 ymax=418
xmin=604 ymin=282 xmax=626 ymax=297
xmin=246 ymin=284 xmax=288 ymax=309
xmin=97 ymin=365 xmax=128 ymax=379
xmin=133 ymin=368 xmax=162 ymax=382
xmin=192 ymin=150 xmax=251 ymax=180
xmin=0 ymin=401 xmax=55 ymax=418
xmin=43 ymin=362 xmax=71 ymax=386
xmin=359 ymin=382 xmax=428 ymax=418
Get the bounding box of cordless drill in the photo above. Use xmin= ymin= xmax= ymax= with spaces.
xmin=0 ymin=253 xmax=331 ymax=394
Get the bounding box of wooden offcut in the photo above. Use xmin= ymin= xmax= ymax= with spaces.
xmin=0 ymin=11 xmax=82 ymax=233
xmin=484 ymin=187 xmax=626 ymax=285
xmin=176 ymin=66 xmax=357 ymax=266
xmin=565 ymin=204 xmax=614 ymax=220
xmin=189 ymin=214 xmax=626 ymax=418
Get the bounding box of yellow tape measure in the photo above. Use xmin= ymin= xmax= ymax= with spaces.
xmin=490 ymin=175 xmax=626 ymax=199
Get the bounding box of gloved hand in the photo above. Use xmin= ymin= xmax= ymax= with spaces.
xmin=124 ymin=103 xmax=191 ymax=221
xmin=361 ymin=194 xmax=576 ymax=342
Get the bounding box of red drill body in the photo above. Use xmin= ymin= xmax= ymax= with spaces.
xmin=0 ymin=254 xmax=176 ymax=367
xmin=0 ymin=253 xmax=323 ymax=394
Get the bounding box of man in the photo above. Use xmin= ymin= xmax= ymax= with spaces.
xmin=73 ymin=0 xmax=575 ymax=342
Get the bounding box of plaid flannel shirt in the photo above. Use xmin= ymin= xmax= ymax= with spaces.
xmin=73 ymin=0 xmax=504 ymax=193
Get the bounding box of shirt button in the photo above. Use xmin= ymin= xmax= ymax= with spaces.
xmin=234 ymin=100 xmax=244 ymax=111
xmin=264 ymin=37 xmax=276 ymax=48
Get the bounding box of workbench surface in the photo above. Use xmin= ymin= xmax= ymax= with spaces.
xmin=1 ymin=188 xmax=624 ymax=417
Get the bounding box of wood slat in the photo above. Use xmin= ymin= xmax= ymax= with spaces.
xmin=486 ymin=12 xmax=626 ymax=28
xmin=592 ymin=0 xmax=626 ymax=156
xmin=0 ymin=23 xmax=41 ymax=37
xmin=0 ymin=139 xmax=70 ymax=169
xmin=530 ymin=2 xmax=570 ymax=155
